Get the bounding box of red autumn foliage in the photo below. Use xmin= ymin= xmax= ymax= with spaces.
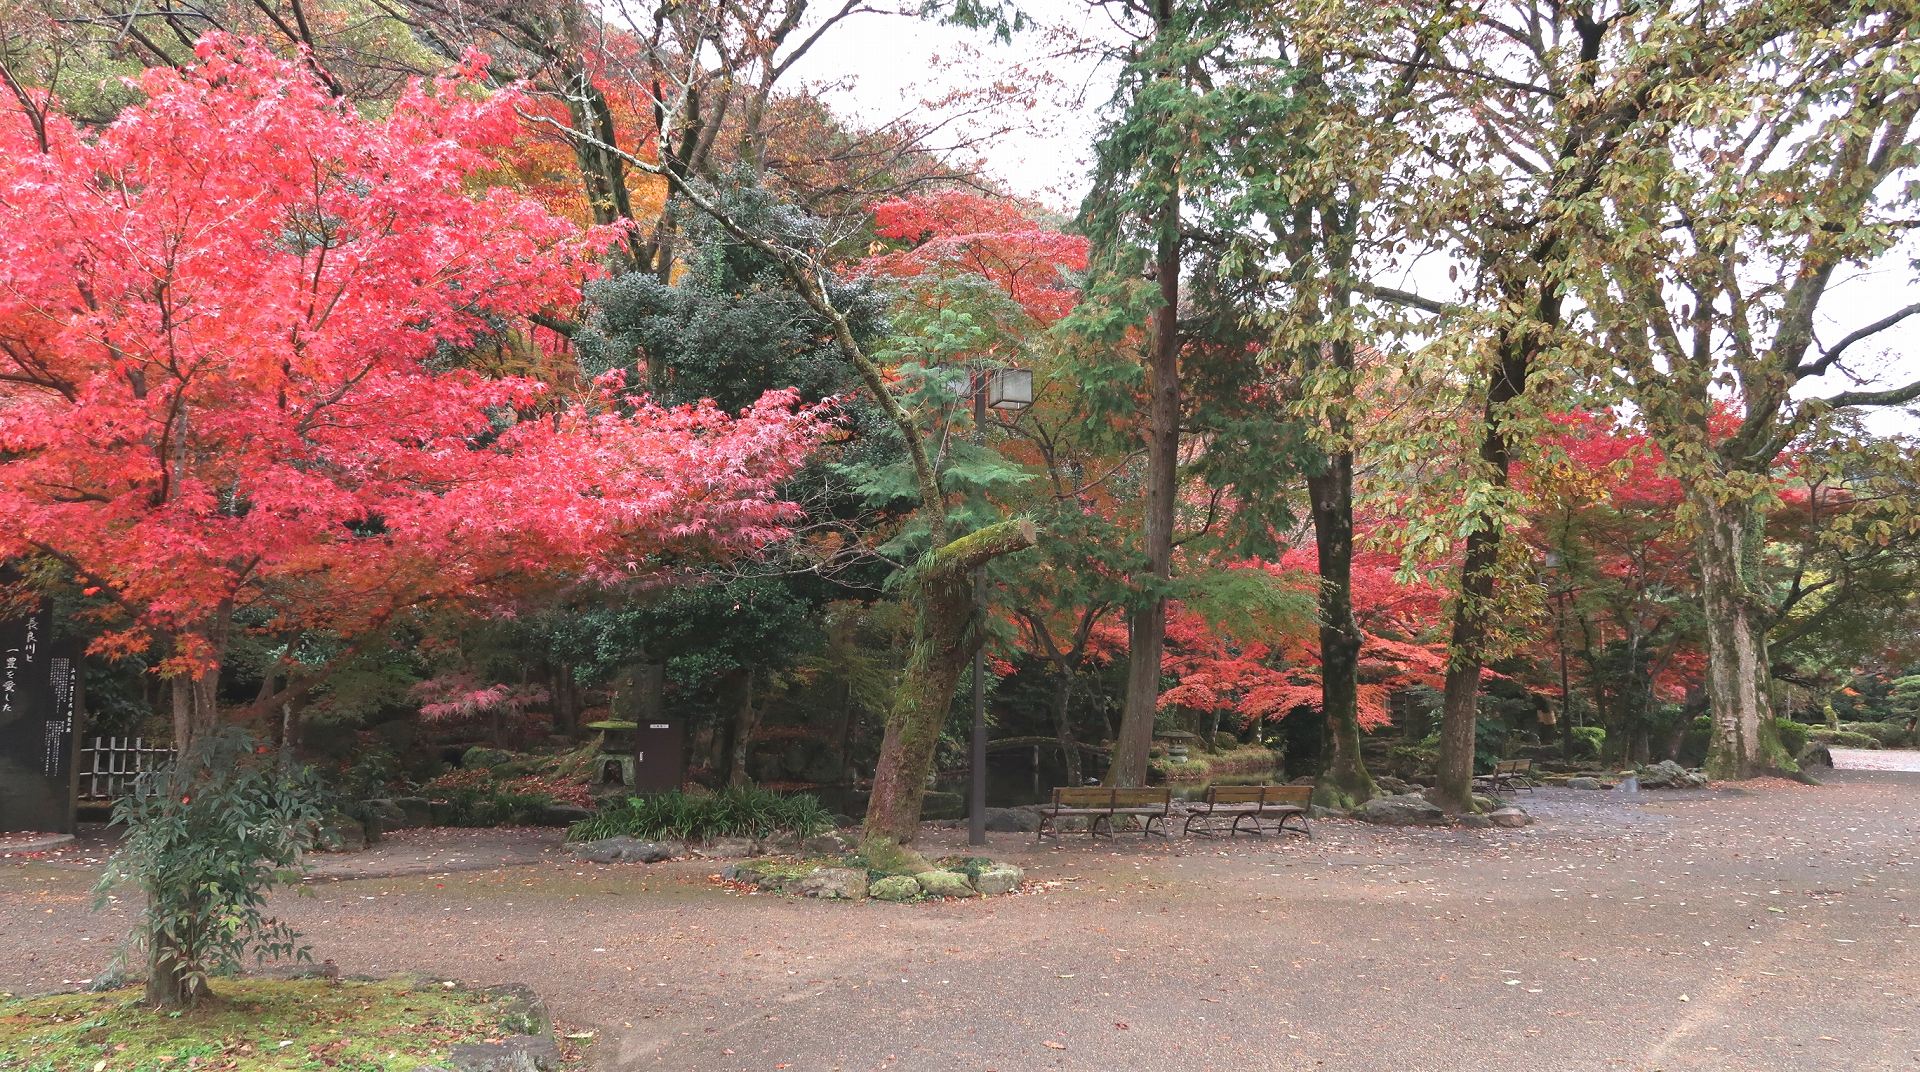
xmin=864 ymin=191 xmax=1089 ymax=324
xmin=0 ymin=37 xmax=823 ymax=678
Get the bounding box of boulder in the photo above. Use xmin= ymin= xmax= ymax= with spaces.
xmin=871 ymin=875 xmax=921 ymax=902
xmin=703 ymin=837 xmax=760 ymax=859
xmin=537 ymin=804 xmax=594 ymax=827
xmin=719 ymin=862 xmax=767 ymax=885
xmin=795 ymin=866 xmax=868 ymax=901
xmin=759 ymin=832 xmax=804 ymax=854
xmin=446 ymin=1034 xmax=560 ymax=1072
xmin=361 ymin=798 xmax=408 ymax=831
xmin=569 ymin=837 xmax=673 ymax=864
xmin=1634 ymin=760 xmax=1708 ymax=789
xmin=1456 ymin=814 xmax=1495 ymax=830
xmin=461 ymin=746 xmax=516 ymax=770
xmin=1566 ymin=777 xmax=1604 ymax=790
xmin=391 ymin=796 xmax=434 ymax=828
xmin=1353 ymin=793 xmax=1444 ymax=826
xmin=802 ymin=832 xmax=853 ymax=855
xmin=918 ymin=790 xmax=965 ymax=821
xmin=970 ymin=864 xmax=1024 ymax=897
xmin=916 ymin=870 xmax=978 ymax=898
xmin=314 ymin=814 xmax=367 ymax=853
xmin=983 ymin=807 xmax=1040 ymax=833
xmin=1487 ymin=807 xmax=1532 ymax=828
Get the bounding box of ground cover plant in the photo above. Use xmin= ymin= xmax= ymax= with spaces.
xmin=568 ymin=788 xmax=834 ymax=843
xmin=0 ymin=977 xmax=536 ymax=1072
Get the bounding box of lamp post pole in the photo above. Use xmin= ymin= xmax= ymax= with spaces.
xmin=969 ymin=369 xmax=989 ymax=847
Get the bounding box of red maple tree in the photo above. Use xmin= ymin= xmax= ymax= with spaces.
xmin=0 ymin=37 xmax=823 ymax=746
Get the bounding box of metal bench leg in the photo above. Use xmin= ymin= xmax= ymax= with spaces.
xmin=1146 ymin=813 xmax=1169 ymax=839
xmin=1091 ymin=814 xmax=1112 ymax=840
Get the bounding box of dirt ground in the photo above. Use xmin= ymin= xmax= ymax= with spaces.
xmin=4 ymin=765 xmax=1916 ymax=1072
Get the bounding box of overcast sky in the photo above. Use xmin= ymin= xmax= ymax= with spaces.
xmin=788 ymin=4 xmax=1920 ymax=438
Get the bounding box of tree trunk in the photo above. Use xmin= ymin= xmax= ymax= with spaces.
xmin=863 ymin=520 xmax=1037 ymax=844
xmin=1052 ymin=671 xmax=1082 ymax=789
xmin=1433 ymin=342 xmax=1532 ymax=813
xmin=1308 ymin=458 xmax=1377 ymax=809
xmin=726 ymin=669 xmax=759 ymax=788
xmin=145 ymin=933 xmax=208 ymax=1009
xmin=1695 ymin=493 xmax=1791 ymax=778
xmin=1109 ymin=162 xmax=1183 ymax=789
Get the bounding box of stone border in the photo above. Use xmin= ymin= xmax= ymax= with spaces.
xmin=0 ymin=832 xmax=75 ymax=854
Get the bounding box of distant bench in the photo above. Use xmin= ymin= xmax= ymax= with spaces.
xmin=1182 ymin=784 xmax=1312 ymax=838
xmin=1036 ymin=786 xmax=1172 ymax=841
xmin=1475 ymin=758 xmax=1538 ymax=795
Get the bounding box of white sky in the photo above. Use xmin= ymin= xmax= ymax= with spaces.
xmin=788 ymin=3 xmax=1920 ymax=438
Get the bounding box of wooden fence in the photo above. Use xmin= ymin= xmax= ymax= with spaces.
xmin=77 ymin=736 xmax=175 ymax=802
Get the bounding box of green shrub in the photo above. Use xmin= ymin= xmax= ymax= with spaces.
xmin=568 ymin=786 xmax=833 ymax=843
xmin=96 ymin=728 xmax=328 ymax=1009
xmin=1772 ymin=719 xmax=1811 ymax=757
xmin=1570 ymin=726 xmax=1606 ymax=759
xmin=421 ymin=767 xmax=590 ymax=826
xmin=1809 ymin=727 xmax=1880 ymax=749
xmin=1837 ymin=720 xmax=1917 ymax=749
xmin=1679 ymin=715 xmax=1713 ymax=767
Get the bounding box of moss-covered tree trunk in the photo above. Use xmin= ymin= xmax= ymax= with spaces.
xmin=1696 ymin=492 xmax=1793 ymax=779
xmin=1308 ymin=457 xmax=1377 ymax=810
xmin=863 ymin=520 xmax=1037 ymax=845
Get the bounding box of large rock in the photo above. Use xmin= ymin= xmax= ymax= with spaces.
xmin=569 ymin=837 xmax=673 ymax=864
xmin=702 ymin=837 xmax=760 ymax=859
xmin=1638 ymin=760 xmax=1709 ymax=789
xmin=314 ymin=814 xmax=367 ymax=853
xmin=795 ymin=866 xmax=868 ymax=901
xmin=1456 ymin=814 xmax=1495 ymax=830
xmin=537 ymin=804 xmax=593 ymax=827
xmin=361 ymin=798 xmax=408 ymax=831
xmin=916 ymin=870 xmax=978 ymax=898
xmin=983 ymin=807 xmax=1040 ymax=833
xmin=871 ymin=875 xmax=921 ymax=902
xmin=1353 ymin=793 xmax=1444 ymax=826
xmin=461 ymin=746 xmax=516 ymax=771
xmin=446 ymin=1035 xmax=560 ymax=1072
xmin=1487 ymin=807 xmax=1532 ymax=828
xmin=802 ymin=832 xmax=853 ymax=855
xmin=1566 ymin=777 xmax=1604 ymax=790
xmin=970 ymin=864 xmax=1024 ymax=897
xmin=391 ymin=796 xmax=434 ymax=829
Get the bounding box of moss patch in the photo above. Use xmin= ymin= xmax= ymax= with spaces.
xmin=1150 ymin=745 xmax=1280 ymax=783
xmin=0 ymin=976 xmax=534 ymax=1072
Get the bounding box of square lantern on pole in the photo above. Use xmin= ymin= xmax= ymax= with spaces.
xmin=985 ymin=367 xmax=1033 ymax=411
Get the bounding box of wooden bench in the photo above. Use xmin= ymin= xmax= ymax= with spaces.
xmin=1474 ymin=758 xmax=1538 ymax=795
xmin=1182 ymin=784 xmax=1313 ymax=838
xmin=1036 ymin=786 xmax=1173 ymax=841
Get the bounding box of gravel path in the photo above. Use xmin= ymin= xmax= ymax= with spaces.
xmin=1830 ymin=746 xmax=1920 ymax=772
xmin=4 ymin=771 xmax=1915 ymax=1071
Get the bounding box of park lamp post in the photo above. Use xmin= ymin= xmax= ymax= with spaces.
xmin=970 ymin=365 xmax=1032 ymax=847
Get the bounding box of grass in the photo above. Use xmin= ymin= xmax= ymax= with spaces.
xmin=0 ymin=976 xmax=533 ymax=1072
xmin=568 ymin=786 xmax=833 ymax=843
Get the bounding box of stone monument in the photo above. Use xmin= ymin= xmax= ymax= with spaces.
xmin=0 ymin=598 xmax=80 ymax=834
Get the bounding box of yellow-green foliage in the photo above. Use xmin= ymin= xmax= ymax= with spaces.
xmin=0 ymin=977 xmax=524 ymax=1072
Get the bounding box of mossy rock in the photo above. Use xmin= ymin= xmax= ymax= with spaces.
xmin=461 ymin=746 xmax=516 ymax=770
xmin=871 ymin=875 xmax=921 ymax=901
xmin=916 ymin=870 xmax=977 ymax=898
